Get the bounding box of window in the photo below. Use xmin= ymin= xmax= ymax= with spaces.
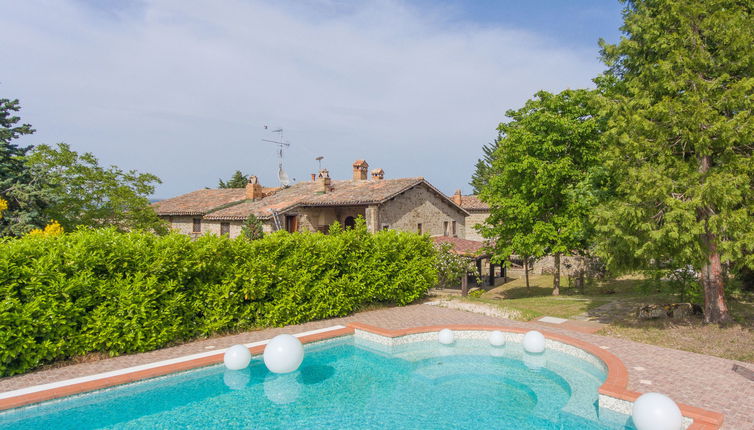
xmin=417 ymin=223 xmax=422 ymax=234
xmin=344 ymin=216 xmax=356 ymax=230
xmin=192 ymin=218 xmax=201 ymax=233
xmin=443 ymin=221 xmax=449 ymax=236
xmin=220 ymin=222 xmax=230 ymax=236
xmin=452 ymin=221 xmax=457 ymax=237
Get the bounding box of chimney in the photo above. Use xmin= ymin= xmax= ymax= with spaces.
xmin=452 ymin=189 xmax=462 ymax=205
xmin=310 ymin=173 xmax=316 ymax=182
xmin=245 ymin=176 xmax=264 ymax=200
xmin=317 ymin=169 xmax=331 ymax=193
xmin=371 ymin=168 xmax=384 ymax=180
xmin=352 ymin=159 xmax=369 ymax=181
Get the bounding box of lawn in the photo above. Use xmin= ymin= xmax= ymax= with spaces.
xmin=458 ymin=274 xmax=754 ymax=363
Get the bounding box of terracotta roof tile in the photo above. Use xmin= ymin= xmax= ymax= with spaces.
xmin=151 ymin=189 xmax=246 ymax=216
xmin=205 ymin=177 xmax=431 ymax=220
xmin=432 ymin=236 xmax=488 ymax=256
xmin=154 ymin=177 xmax=469 ymax=221
xmin=457 ymin=194 xmax=489 ymax=210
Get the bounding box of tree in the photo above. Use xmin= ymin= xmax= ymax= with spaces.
xmin=470 ymin=138 xmax=500 ymax=194
xmin=595 ymin=0 xmax=754 ymax=323
xmin=479 ymin=89 xmax=604 ymax=295
xmin=0 ymin=97 xmax=50 ymax=236
xmin=26 ymin=143 xmax=168 ymax=234
xmin=240 ymin=213 xmax=264 ymax=240
xmin=435 ymin=243 xmax=481 ymax=295
xmin=218 ymin=170 xmax=249 ymax=188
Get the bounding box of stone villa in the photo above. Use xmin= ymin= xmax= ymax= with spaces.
xmin=153 ymin=160 xmax=472 ymax=240
xmin=450 ymin=191 xmax=490 ymax=242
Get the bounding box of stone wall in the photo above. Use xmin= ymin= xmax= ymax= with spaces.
xmin=378 ymin=185 xmax=466 ymax=237
xmin=163 ymin=215 xmax=248 ymax=239
xmin=464 ymin=210 xmax=489 ymax=241
xmin=531 ymin=255 xmax=591 ymax=277
xmin=167 ymin=216 xmax=196 ymax=236
xmin=296 ymin=205 xmax=367 ymax=233
xmin=202 ymin=220 xmax=244 ymax=238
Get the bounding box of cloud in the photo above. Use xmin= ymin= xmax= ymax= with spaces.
xmin=0 ymin=0 xmax=605 ymax=197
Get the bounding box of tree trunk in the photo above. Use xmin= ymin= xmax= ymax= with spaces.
xmin=697 ymin=154 xmax=731 ymax=324
xmin=524 ymin=257 xmax=530 ymax=289
xmin=552 ymin=253 xmax=561 ymax=296
xmin=461 ymin=271 xmax=468 ymax=297
xmin=700 ymin=233 xmax=731 ymax=323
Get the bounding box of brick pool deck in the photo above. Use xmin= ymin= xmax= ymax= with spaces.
xmin=1 ymin=304 xmax=752 ymax=429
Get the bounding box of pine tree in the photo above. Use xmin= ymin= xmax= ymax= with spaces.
xmin=470 ymin=138 xmax=500 ymax=194
xmin=595 ymin=0 xmax=754 ymax=323
xmin=0 ymin=98 xmax=49 ymax=236
xmin=218 ymin=171 xmax=249 ymax=188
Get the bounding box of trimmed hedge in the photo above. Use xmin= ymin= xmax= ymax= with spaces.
xmin=0 ymin=221 xmax=437 ymax=376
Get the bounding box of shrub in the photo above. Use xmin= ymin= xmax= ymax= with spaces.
xmin=0 ymin=222 xmax=437 ymax=376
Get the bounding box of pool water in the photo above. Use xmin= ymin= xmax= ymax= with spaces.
xmin=0 ymin=336 xmax=635 ymax=429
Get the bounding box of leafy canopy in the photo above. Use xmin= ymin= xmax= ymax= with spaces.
xmin=480 ymin=89 xmax=604 ymax=265
xmin=26 ymin=143 xmax=168 ymax=233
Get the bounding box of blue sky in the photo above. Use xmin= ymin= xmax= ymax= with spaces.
xmin=1 ymin=0 xmax=624 ymax=198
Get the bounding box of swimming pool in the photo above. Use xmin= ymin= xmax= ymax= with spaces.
xmin=0 ymin=330 xmax=635 ymax=430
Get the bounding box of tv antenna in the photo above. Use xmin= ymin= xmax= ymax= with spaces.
xmin=315 ymin=156 xmax=324 ymax=171
xmin=262 ymin=126 xmax=291 ymax=187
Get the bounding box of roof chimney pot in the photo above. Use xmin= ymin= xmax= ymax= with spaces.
xmin=317 ymin=169 xmax=331 ymax=193
xmin=371 ymin=168 xmax=384 ymax=180
xmin=352 ymin=159 xmax=369 ymax=181
xmin=452 ymin=189 xmax=462 ymax=205
xmin=246 ymin=176 xmax=264 ymax=200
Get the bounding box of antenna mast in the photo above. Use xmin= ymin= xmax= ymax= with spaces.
xmin=262 ymin=127 xmax=291 ymax=186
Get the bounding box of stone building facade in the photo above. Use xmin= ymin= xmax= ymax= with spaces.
xmin=451 ymin=191 xmax=490 ymax=242
xmin=152 ymin=160 xmax=469 ymax=239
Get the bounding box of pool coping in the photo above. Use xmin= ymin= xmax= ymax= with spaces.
xmin=0 ymin=323 xmax=724 ymax=430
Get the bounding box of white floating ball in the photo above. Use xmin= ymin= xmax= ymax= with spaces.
xmin=489 ymin=330 xmax=506 ymax=347
xmin=523 ymin=330 xmax=546 ymax=354
xmin=631 ymin=392 xmax=683 ymax=430
xmin=438 ymin=329 xmax=455 ymax=345
xmin=223 ymin=344 xmax=251 ymax=370
xmin=264 ymin=373 xmax=300 ymax=404
xmin=223 ymin=369 xmax=251 ymax=390
xmin=264 ymin=334 xmax=304 ymax=374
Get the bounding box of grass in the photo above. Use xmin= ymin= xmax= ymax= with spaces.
xmin=475 ymin=274 xmax=672 ymax=321
xmin=454 ymin=274 xmax=754 ymax=363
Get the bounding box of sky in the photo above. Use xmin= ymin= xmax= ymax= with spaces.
xmin=1 ymin=0 xmax=624 ymax=199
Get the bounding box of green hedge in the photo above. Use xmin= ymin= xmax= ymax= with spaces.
xmin=0 ymin=222 xmax=437 ymax=376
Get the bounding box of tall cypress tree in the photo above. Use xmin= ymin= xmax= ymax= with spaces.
xmin=596 ymin=0 xmax=754 ymax=323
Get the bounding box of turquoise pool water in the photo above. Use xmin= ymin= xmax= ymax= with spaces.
xmin=0 ymin=336 xmax=634 ymax=429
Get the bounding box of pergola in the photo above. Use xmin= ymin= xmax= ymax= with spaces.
xmin=431 ymin=236 xmax=505 ymax=296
